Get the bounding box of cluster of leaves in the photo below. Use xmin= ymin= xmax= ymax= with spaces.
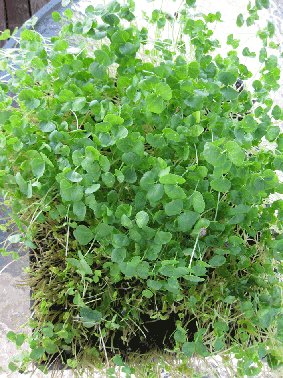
xmin=1 ymin=0 xmax=283 ymax=376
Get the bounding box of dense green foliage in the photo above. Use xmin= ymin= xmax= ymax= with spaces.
xmin=1 ymin=0 xmax=283 ymax=376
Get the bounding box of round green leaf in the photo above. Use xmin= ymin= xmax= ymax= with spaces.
xmin=146 ymin=94 xmax=166 ymax=114
xmin=29 ymin=346 xmax=45 ymax=360
xmin=163 ymin=128 xmax=181 ymax=142
xmin=58 ymin=89 xmax=75 ymax=102
xmin=80 ymin=307 xmax=102 ymax=327
xmin=154 ymin=231 xmax=172 ymax=244
xmin=203 ymin=143 xmax=227 ymax=166
xmin=72 ymin=97 xmax=87 ymax=111
xmin=147 ymin=279 xmax=162 ymax=290
xmin=188 ymin=62 xmax=200 ymax=79
xmin=210 ymin=178 xmax=231 ymax=192
xmin=164 ymin=185 xmax=186 ymax=199
xmin=155 ymin=82 xmax=172 ymax=101
xmin=178 ymin=211 xmax=200 ymax=232
xmin=159 ymin=174 xmax=185 ymax=185
xmin=164 ymin=199 xmax=183 ymax=216
xmin=39 ymin=121 xmax=56 ymax=133
xmin=146 ymin=184 xmax=164 ymax=202
xmin=31 ymin=158 xmax=45 ymax=177
xmin=53 ymin=39 xmax=69 ymax=51
xmin=192 ymin=191 xmax=205 ymax=213
xmin=226 ymin=141 xmax=245 ymax=166
xmin=142 ymin=289 xmax=153 ymax=298
xmin=111 ymin=247 xmax=126 ymax=263
xmin=136 ymin=211 xmax=149 ymax=228
xmin=218 ymin=71 xmax=237 ymax=86
xmin=65 ymin=170 xmax=83 ymax=182
xmin=209 ymin=255 xmax=226 ymax=267
xmin=102 ymin=172 xmax=115 ymax=187
xmin=183 ymin=342 xmax=195 ymax=357
xmin=236 ymin=13 xmax=244 ymax=27
xmin=73 ymin=225 xmax=94 ymax=245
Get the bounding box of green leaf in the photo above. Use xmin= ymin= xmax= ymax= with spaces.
xmin=121 ymin=214 xmax=133 ymax=228
xmin=146 ymin=94 xmax=166 ymax=114
xmin=261 ymin=0 xmax=270 ymax=9
xmin=6 ymin=331 xmax=16 ymax=342
xmin=192 ymin=191 xmax=205 ymax=213
xmin=147 ymin=279 xmax=162 ymax=290
xmin=80 ymin=307 xmax=102 ymax=328
xmin=122 ymin=152 xmax=141 ymax=167
xmin=163 ymin=128 xmax=180 ymax=142
xmin=146 ymin=184 xmax=164 ymax=202
xmin=95 ymin=223 xmax=114 ymax=237
xmin=174 ymin=328 xmax=187 ymax=343
xmin=142 ymin=289 xmax=153 ymax=298
xmin=39 ymin=121 xmax=56 ymax=132
xmin=111 ymin=247 xmax=126 ymax=263
xmin=104 ymin=114 xmax=124 ymax=125
xmin=119 ymin=42 xmax=137 ymax=55
xmin=140 ymin=171 xmax=155 ymax=191
xmin=155 ymin=82 xmax=172 ymax=101
xmin=30 ymin=346 xmax=45 ymax=359
xmin=154 ymin=231 xmax=172 ymax=244
xmin=188 ymin=62 xmax=200 ymax=79
xmin=183 ymin=342 xmax=195 ymax=357
xmin=73 ymin=201 xmax=86 ymax=220
xmin=164 ymin=199 xmax=183 ymax=216
xmin=236 ymin=13 xmax=244 ymax=27
xmin=65 ymin=170 xmax=83 ymax=182
xmin=102 ymin=172 xmax=115 ymax=187
xmin=102 ymin=13 xmax=120 ymax=25
xmin=52 ymin=12 xmax=61 ymax=22
xmin=203 ymin=143 xmax=227 ymax=166
xmin=94 ymin=50 xmax=112 ymax=66
xmin=113 ymin=234 xmax=129 ymax=247
xmin=164 ymin=185 xmax=186 ymax=199
xmin=266 ymin=126 xmax=280 ymax=142
xmin=0 ymin=29 xmax=11 ymax=41
xmin=54 ymin=39 xmax=69 ymax=51
xmin=221 ymin=87 xmax=238 ymax=100
xmin=72 ymin=184 xmax=84 ymax=202
xmin=265 ymin=55 xmax=278 ymax=71
xmin=115 ymin=204 xmax=132 ymax=218
xmin=226 ymin=141 xmax=245 ymax=166
xmin=178 ymin=211 xmax=200 ymax=232
xmin=209 ymin=255 xmax=226 ymax=267
xmin=159 ymin=174 xmax=185 ymax=185
xmin=210 ymin=178 xmax=231 ymax=192
xmin=274 ymin=156 xmax=283 ymax=171
xmin=89 ymin=62 xmax=106 ymax=79
xmin=73 ymin=225 xmax=94 ymax=245
xmin=146 ymin=133 xmax=167 ymax=148
xmin=122 ymin=166 xmax=137 ymax=183
xmin=8 ymin=362 xmax=18 ymax=372
xmin=72 ymin=97 xmax=86 ymax=111
xmin=85 ymin=184 xmax=100 ymax=194
xmin=79 ymin=253 xmax=93 ymax=275
xmin=218 ymin=72 xmax=237 ymax=86
xmin=58 ymin=89 xmax=75 ymax=103
xmin=135 ymin=211 xmax=149 ymax=228
xmin=66 ymin=258 xmax=83 ymax=271
xmin=31 ymin=158 xmax=45 ymax=177
xmin=272 ymin=105 xmax=281 ymax=120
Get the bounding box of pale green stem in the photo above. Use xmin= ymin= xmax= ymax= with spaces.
xmin=214 ymin=192 xmax=221 ymax=221
xmin=189 ymin=233 xmax=200 ymax=269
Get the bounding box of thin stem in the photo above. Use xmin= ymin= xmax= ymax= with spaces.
xmin=214 ymin=192 xmax=220 ymax=221
xmin=189 ymin=233 xmax=200 ymax=269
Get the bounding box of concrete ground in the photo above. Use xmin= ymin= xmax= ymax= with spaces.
xmin=1 ymin=0 xmax=283 ymax=377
